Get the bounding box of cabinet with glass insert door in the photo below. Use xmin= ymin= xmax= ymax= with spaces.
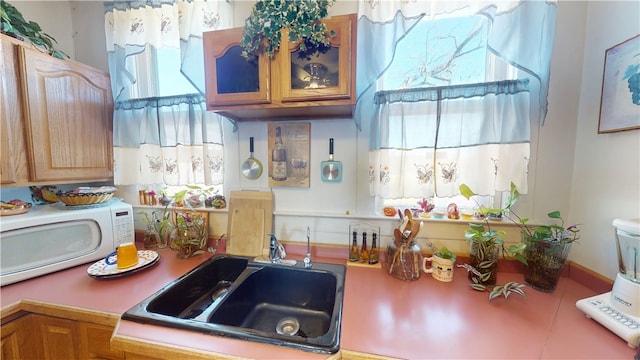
xmin=203 ymin=14 xmax=356 ymax=121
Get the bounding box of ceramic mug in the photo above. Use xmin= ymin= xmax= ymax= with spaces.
xmin=422 ymin=254 xmax=455 ymax=282
xmin=105 ymin=242 xmax=138 ymax=269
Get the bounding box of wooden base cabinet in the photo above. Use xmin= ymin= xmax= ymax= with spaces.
xmin=1 ymin=314 xmax=40 ymax=360
xmin=0 ymin=311 xmax=123 ymax=360
xmin=0 ymin=33 xmax=114 ymax=186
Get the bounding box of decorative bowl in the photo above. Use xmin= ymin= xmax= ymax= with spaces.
xmin=0 ymin=201 xmax=33 ymax=216
xmin=59 ymin=192 xmax=114 ymax=206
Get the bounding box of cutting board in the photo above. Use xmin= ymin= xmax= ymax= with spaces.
xmin=226 ymin=191 xmax=273 ymax=257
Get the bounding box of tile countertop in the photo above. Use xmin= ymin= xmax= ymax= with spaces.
xmin=0 ymin=245 xmax=636 ymax=360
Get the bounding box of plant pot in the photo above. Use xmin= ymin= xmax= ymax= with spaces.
xmin=468 ymin=241 xmax=499 ymax=285
xmin=156 ymin=228 xmax=170 ymax=249
xmin=523 ymin=237 xmax=572 ymax=292
xmin=169 ymin=212 xmax=208 ymax=259
xmin=143 ymin=230 xmax=159 ymax=250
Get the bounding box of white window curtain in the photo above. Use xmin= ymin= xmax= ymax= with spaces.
xmin=104 ymin=0 xmax=233 ymax=186
xmin=370 ymin=80 xmax=531 ymax=199
xmin=357 ymin=0 xmax=556 ymax=199
xmin=112 ymin=95 xmax=224 ymax=185
xmin=356 ymin=0 xmax=557 ymax=128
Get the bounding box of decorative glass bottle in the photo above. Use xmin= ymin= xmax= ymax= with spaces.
xmin=349 ymin=231 xmax=359 ymax=262
xmin=368 ymin=233 xmax=379 ymax=264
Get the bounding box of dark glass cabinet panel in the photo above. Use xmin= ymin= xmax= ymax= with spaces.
xmin=203 ymin=27 xmax=270 ymax=107
xmin=216 ymin=46 xmax=260 ymax=94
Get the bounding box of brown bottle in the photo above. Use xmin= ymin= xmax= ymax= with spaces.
xmin=272 ymin=126 xmax=287 ymax=181
xmin=359 ymin=232 xmax=369 ymax=263
xmin=368 ymin=232 xmax=379 ymax=264
xmin=349 ymin=231 xmax=359 ymax=262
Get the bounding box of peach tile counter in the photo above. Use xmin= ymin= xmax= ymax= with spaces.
xmin=0 ymin=245 xmax=635 ymax=359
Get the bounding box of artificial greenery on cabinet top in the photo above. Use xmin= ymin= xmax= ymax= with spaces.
xmin=0 ymin=1 xmax=68 ymax=59
xmin=240 ymin=0 xmax=335 ymax=59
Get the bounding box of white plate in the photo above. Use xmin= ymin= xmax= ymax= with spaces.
xmin=87 ymin=250 xmax=159 ymax=279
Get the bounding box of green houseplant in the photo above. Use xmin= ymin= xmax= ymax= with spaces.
xmin=240 ymin=0 xmax=335 ymax=59
xmin=166 ymin=186 xmax=209 ymax=259
xmin=458 ymin=184 xmax=528 ymax=300
xmin=1 ymin=1 xmax=68 ymax=59
xmin=502 ymin=184 xmax=580 ymax=292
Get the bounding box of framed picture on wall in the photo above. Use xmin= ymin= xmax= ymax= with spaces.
xmin=268 ymin=122 xmax=310 ymax=188
xmin=597 ymin=34 xmax=640 ymax=133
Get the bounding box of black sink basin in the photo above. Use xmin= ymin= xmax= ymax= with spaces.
xmin=122 ymin=255 xmax=345 ymax=354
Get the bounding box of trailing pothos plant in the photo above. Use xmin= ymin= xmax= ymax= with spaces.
xmin=502 ymin=183 xmax=580 ymax=244
xmin=240 ymin=0 xmax=335 ymax=60
xmin=1 ymin=1 xmax=68 ymax=59
xmin=458 ymin=183 xmax=528 ymax=300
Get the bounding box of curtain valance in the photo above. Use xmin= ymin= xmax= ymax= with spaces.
xmin=374 ymin=79 xmax=530 ymax=104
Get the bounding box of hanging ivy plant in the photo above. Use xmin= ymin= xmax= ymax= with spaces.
xmin=240 ymin=0 xmax=335 ymax=59
xmin=1 ymin=1 xmax=68 ymax=59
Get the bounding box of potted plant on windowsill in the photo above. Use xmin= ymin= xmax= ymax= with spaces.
xmin=458 ymin=184 xmax=528 ymax=300
xmin=240 ymin=0 xmax=335 ymax=59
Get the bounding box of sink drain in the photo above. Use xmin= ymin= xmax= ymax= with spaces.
xmin=275 ymin=317 xmax=300 ymax=336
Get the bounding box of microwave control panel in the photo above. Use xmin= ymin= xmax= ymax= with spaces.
xmin=113 ymin=208 xmax=135 ymax=247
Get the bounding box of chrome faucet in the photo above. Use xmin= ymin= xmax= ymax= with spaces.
xmin=304 ymin=226 xmax=312 ymax=269
xmin=268 ymin=234 xmax=286 ymax=263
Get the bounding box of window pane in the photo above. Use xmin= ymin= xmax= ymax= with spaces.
xmin=380 ymin=15 xmax=489 ymax=90
xmin=156 ymin=48 xmax=199 ymax=96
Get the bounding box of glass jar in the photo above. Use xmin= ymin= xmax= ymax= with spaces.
xmin=386 ymin=239 xmax=423 ymax=281
xmin=143 ymin=229 xmax=159 ymax=249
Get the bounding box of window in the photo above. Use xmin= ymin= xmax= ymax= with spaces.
xmin=371 ymin=14 xmax=528 ymax=213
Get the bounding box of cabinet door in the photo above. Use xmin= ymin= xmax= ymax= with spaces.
xmin=279 ymin=14 xmax=355 ymax=102
xmin=0 ymin=35 xmax=30 ymax=184
xmin=36 ymin=315 xmax=81 ymax=359
xmin=204 ymin=27 xmax=271 ymax=107
xmin=19 ymin=46 xmax=114 ymax=182
xmin=79 ymin=322 xmax=124 ymax=359
xmin=1 ymin=317 xmax=25 ymax=360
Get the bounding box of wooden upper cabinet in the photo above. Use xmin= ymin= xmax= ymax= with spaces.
xmin=1 ymin=33 xmax=114 ymax=186
xmin=17 ymin=43 xmax=113 ymax=183
xmin=203 ymin=27 xmax=271 ymax=106
xmin=203 ymin=14 xmax=356 ymax=121
xmin=0 ymin=35 xmax=30 ymax=185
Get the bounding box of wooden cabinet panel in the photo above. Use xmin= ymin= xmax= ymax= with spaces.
xmin=80 ymin=322 xmax=124 ymax=359
xmin=1 ymin=318 xmax=24 ymax=360
xmin=204 ymin=14 xmax=356 ymax=121
xmin=0 ymin=33 xmax=114 ymax=186
xmin=1 ymin=310 xmax=122 ymax=360
xmin=0 ymin=35 xmax=29 ymax=184
xmin=36 ymin=314 xmax=81 ymax=359
xmin=280 ymin=14 xmax=355 ymax=102
xmin=20 ymin=46 xmax=114 ymax=182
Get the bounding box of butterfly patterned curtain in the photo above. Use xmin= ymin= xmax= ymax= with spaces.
xmin=370 ymin=80 xmax=531 ymax=199
xmin=357 ymin=0 xmax=556 ymax=199
xmin=104 ymin=1 xmax=232 ymax=186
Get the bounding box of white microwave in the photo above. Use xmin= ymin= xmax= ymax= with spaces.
xmin=0 ymin=201 xmax=134 ymax=286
